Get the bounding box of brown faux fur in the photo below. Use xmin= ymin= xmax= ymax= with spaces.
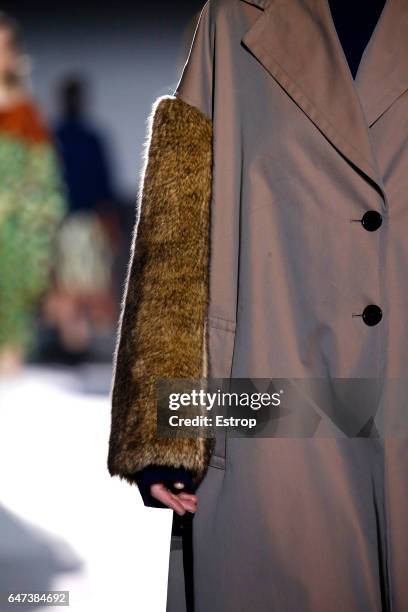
xmin=107 ymin=95 xmax=213 ymax=485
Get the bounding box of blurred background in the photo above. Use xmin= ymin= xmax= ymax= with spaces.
xmin=0 ymin=1 xmax=203 ymax=610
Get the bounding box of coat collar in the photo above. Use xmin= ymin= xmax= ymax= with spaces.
xmin=241 ymin=0 xmax=406 ymax=202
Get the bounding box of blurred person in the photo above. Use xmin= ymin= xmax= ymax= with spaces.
xmin=0 ymin=12 xmax=66 ymax=376
xmin=43 ymin=211 xmax=116 ymax=360
xmin=54 ymin=76 xmax=114 ymax=215
xmin=43 ymin=76 xmax=118 ymax=362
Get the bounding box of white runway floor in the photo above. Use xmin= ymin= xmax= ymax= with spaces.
xmin=0 ymin=365 xmax=172 ymax=612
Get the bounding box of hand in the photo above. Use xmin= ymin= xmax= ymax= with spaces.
xmin=150 ymin=482 xmax=198 ymax=516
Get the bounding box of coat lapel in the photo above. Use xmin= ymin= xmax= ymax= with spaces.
xmin=355 ymin=0 xmax=408 ymax=127
xmin=241 ymin=0 xmax=386 ymax=199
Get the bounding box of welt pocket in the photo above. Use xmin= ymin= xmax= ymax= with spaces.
xmin=206 ymin=316 xmax=236 ymax=379
xmin=206 ymin=315 xmax=233 ymax=470
xmin=209 ymin=448 xmax=226 ymax=470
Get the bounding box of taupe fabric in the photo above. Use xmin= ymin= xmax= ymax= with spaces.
xmin=166 ymin=0 xmax=408 ymax=610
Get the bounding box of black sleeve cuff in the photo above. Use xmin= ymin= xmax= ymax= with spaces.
xmin=134 ymin=465 xmax=196 ymax=508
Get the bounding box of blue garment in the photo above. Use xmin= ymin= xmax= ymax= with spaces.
xmin=328 ymin=0 xmax=387 ymax=79
xmin=54 ymin=117 xmax=114 ymax=212
xmin=135 ymin=465 xmax=195 ymax=508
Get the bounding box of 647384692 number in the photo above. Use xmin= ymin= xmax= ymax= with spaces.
xmin=4 ymin=592 xmax=69 ymax=606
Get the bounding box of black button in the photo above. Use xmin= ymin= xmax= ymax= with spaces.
xmin=362 ymin=304 xmax=382 ymax=326
xmin=361 ymin=210 xmax=382 ymax=231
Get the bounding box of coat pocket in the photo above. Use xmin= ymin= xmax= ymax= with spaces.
xmin=207 ymin=316 xmax=236 ymax=378
xmin=207 ymin=316 xmax=236 ymax=470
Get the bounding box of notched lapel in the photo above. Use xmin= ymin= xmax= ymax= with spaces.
xmin=241 ymin=0 xmax=386 ymax=199
xmin=355 ymin=0 xmax=408 ymax=127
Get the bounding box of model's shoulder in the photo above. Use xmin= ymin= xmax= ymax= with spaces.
xmin=206 ymin=0 xmax=247 ymax=20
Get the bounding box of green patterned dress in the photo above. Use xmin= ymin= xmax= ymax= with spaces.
xmin=0 ymin=99 xmax=66 ymax=355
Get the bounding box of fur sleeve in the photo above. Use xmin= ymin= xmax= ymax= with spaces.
xmin=107 ymin=95 xmax=213 ymax=485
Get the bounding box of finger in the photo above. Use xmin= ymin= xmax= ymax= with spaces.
xmin=166 ymin=490 xmax=197 ymax=513
xmin=150 ymin=483 xmax=167 ymax=497
xmin=150 ymin=484 xmax=179 ymax=506
xmin=180 ymin=502 xmax=197 ymax=514
xmin=177 ymin=492 xmax=198 ymax=502
xmin=179 ymin=498 xmax=198 ymax=513
xmin=150 ymin=484 xmax=186 ymax=515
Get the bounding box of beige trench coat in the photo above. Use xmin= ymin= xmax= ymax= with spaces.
xmin=108 ymin=0 xmax=408 ymax=610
